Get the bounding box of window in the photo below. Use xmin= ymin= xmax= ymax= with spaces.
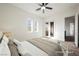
xmin=27 ymin=18 xmax=33 ymax=32
xmin=34 ymin=21 xmax=38 ymax=32
xmin=27 ymin=18 xmax=39 ymax=32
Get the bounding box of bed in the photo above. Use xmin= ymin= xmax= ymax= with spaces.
xmin=0 ymin=32 xmax=63 ymax=56
xmin=12 ymin=38 xmax=63 ymax=56
xmin=0 ymin=32 xmax=76 ymax=56
xmin=0 ymin=32 xmax=19 ymax=56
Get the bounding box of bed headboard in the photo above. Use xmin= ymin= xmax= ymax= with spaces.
xmin=3 ymin=32 xmax=12 ymax=39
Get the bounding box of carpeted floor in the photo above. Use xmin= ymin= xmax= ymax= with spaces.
xmin=61 ymin=41 xmax=79 ymax=56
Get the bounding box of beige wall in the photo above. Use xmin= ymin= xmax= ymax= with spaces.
xmin=0 ymin=4 xmax=44 ymax=41
xmin=0 ymin=3 xmax=78 ymax=42
xmin=43 ymin=8 xmax=76 ymax=41
xmin=75 ymin=6 xmax=79 ymax=47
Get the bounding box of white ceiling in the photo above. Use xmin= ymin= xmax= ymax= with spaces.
xmin=11 ymin=3 xmax=79 ymax=17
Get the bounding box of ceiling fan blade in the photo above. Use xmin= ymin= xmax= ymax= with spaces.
xmin=46 ymin=7 xmax=52 ymax=10
xmin=38 ymin=4 xmax=43 ymax=6
xmin=45 ymin=3 xmax=48 ymax=6
xmin=36 ymin=8 xmax=41 ymax=11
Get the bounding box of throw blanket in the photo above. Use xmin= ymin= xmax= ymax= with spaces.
xmin=27 ymin=38 xmax=63 ymax=56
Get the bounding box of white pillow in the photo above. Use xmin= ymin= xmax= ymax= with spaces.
xmin=12 ymin=39 xmax=21 ymax=46
xmin=3 ymin=35 xmax=9 ymax=44
xmin=0 ymin=39 xmax=11 ymax=56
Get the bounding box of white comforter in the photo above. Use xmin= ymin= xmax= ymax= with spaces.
xmin=14 ymin=40 xmax=48 ymax=56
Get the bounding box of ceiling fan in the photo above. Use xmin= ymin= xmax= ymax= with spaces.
xmin=36 ymin=3 xmax=53 ymax=13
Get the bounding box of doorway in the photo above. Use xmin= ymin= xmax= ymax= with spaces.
xmin=45 ymin=22 xmax=54 ymax=37
xmin=65 ymin=16 xmax=75 ymax=42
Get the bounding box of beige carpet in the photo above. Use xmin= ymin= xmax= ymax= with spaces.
xmin=60 ymin=41 xmax=79 ymax=56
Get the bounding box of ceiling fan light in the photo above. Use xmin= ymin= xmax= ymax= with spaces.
xmin=41 ymin=6 xmax=45 ymax=10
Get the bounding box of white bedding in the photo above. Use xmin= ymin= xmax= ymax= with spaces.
xmin=19 ymin=41 xmax=48 ymax=56
xmin=13 ymin=39 xmax=48 ymax=56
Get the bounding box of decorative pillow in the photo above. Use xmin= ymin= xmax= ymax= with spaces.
xmin=3 ymin=35 xmax=9 ymax=44
xmin=0 ymin=35 xmax=4 ymax=43
xmin=0 ymin=32 xmax=3 ymax=43
xmin=8 ymin=39 xmax=19 ymax=56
